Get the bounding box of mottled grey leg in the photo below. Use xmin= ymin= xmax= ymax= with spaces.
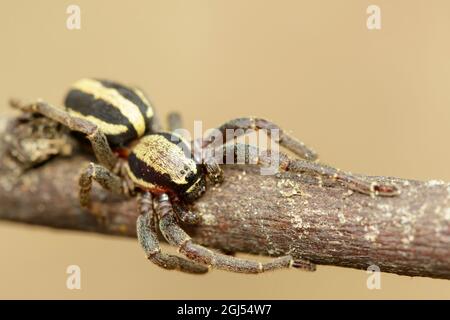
xmin=219 ymin=143 xmax=400 ymax=197
xmin=156 ymin=194 xmax=315 ymax=274
xmin=286 ymin=158 xmax=400 ymax=196
xmin=203 ymin=117 xmax=318 ymax=161
xmin=136 ymin=192 xmax=208 ymax=274
xmin=10 ymin=99 xmax=118 ymax=170
xmin=167 ymin=112 xmax=183 ymax=132
xmin=173 ymin=203 xmax=201 ymax=225
xmin=202 ymin=156 xmax=224 ymax=184
xmin=79 ymin=162 xmax=124 ymax=208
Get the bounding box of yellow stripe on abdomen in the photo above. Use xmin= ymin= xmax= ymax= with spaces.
xmin=72 ymin=78 xmax=146 ymax=137
xmin=67 ymin=109 xmax=129 ymax=135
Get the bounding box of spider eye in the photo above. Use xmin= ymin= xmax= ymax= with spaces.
xmin=185 ymin=171 xmax=196 ymax=181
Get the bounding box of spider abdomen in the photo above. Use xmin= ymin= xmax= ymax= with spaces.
xmin=127 ymin=133 xmax=206 ymax=201
xmin=64 ymin=78 xmax=155 ymax=147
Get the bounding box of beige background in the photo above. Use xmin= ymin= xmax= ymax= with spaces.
xmin=0 ymin=0 xmax=449 ymax=299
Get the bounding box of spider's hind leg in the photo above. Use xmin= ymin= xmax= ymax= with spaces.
xmin=10 ymin=99 xmax=118 ymax=170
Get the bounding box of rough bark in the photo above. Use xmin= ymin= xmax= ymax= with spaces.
xmin=0 ymin=117 xmax=449 ymax=279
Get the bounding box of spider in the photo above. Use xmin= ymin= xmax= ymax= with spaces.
xmin=10 ymin=78 xmax=399 ymax=274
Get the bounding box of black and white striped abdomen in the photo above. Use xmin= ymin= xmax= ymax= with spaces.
xmin=64 ymin=78 xmax=155 ymax=147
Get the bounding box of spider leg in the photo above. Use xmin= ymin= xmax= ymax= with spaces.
xmin=155 ymin=194 xmax=315 ymax=274
xmin=167 ymin=112 xmax=183 ymax=132
xmin=286 ymin=158 xmax=400 ymax=196
xmin=172 ymin=203 xmax=201 ymax=225
xmin=136 ymin=192 xmax=209 ymax=274
xmin=200 ymin=142 xmax=224 ymax=184
xmin=202 ymin=117 xmax=318 ymax=161
xmin=219 ymin=143 xmax=400 ymax=197
xmin=9 ymin=99 xmax=118 ymax=170
xmin=79 ymin=162 xmax=125 ymax=208
xmin=149 ymin=112 xmax=162 ymax=133
xmin=202 ymin=156 xmax=224 ymax=184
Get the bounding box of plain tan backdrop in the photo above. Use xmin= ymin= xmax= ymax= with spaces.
xmin=0 ymin=0 xmax=449 ymax=299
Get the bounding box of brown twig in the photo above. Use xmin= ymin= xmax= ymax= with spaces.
xmin=0 ymin=117 xmax=449 ymax=279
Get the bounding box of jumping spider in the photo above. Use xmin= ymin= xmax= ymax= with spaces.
xmin=10 ymin=78 xmax=399 ymax=274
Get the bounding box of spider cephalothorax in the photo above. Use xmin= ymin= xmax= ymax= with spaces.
xmin=11 ymin=78 xmax=399 ymax=274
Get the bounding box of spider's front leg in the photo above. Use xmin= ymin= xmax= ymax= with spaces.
xmin=9 ymin=99 xmax=118 ymax=171
xmin=219 ymin=143 xmax=400 ymax=197
xmin=203 ymin=117 xmax=318 ymax=161
xmin=155 ymin=194 xmax=316 ymax=274
xmin=172 ymin=203 xmax=202 ymax=225
xmin=136 ymin=192 xmax=209 ymax=274
xmin=287 ymin=158 xmax=400 ymax=196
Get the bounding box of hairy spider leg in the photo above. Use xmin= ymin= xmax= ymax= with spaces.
xmin=79 ymin=162 xmax=125 ymax=208
xmin=217 ymin=143 xmax=400 ymax=197
xmin=10 ymin=99 xmax=118 ymax=171
xmin=202 ymin=117 xmax=318 ymax=161
xmin=155 ymin=193 xmax=316 ymax=274
xmin=136 ymin=192 xmax=209 ymax=274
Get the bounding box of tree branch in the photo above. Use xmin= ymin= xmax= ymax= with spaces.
xmin=0 ymin=117 xmax=449 ymax=279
